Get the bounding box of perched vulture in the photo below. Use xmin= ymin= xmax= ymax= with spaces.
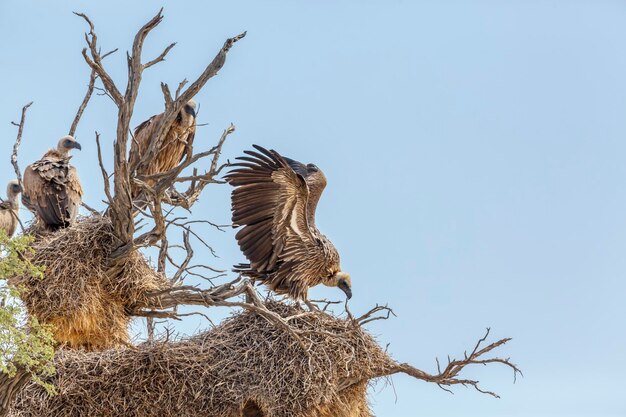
xmin=22 ymin=135 xmax=83 ymax=230
xmin=225 ymin=145 xmax=352 ymax=303
xmin=128 ymin=100 xmax=197 ymax=202
xmin=0 ymin=180 xmax=22 ymax=237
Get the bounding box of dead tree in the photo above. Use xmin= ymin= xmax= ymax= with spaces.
xmin=1 ymin=9 xmax=520 ymax=417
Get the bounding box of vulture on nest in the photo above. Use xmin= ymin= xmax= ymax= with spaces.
xmin=0 ymin=180 xmax=22 ymax=237
xmin=22 ymin=135 xmax=83 ymax=230
xmin=225 ymin=145 xmax=352 ymax=304
xmin=128 ymin=99 xmax=197 ymax=207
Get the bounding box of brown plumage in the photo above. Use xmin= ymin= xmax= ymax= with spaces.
xmin=22 ymin=135 xmax=83 ymax=230
xmin=129 ymin=100 xmax=197 ymax=203
xmin=225 ymin=145 xmax=352 ymax=302
xmin=0 ymin=180 xmax=22 ymax=237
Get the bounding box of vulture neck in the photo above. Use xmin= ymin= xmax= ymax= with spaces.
xmin=5 ymin=195 xmax=19 ymax=209
xmin=45 ymin=148 xmax=71 ymax=159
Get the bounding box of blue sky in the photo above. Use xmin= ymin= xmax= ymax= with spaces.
xmin=2 ymin=1 xmax=626 ymax=416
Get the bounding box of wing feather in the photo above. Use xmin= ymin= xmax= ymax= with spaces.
xmin=226 ymin=145 xmax=311 ymax=273
xmin=22 ymin=157 xmax=82 ymax=228
xmin=128 ymin=115 xmax=159 ymax=169
xmin=227 ymin=145 xmax=337 ymax=299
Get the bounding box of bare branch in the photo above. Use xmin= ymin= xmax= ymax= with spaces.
xmin=175 ymin=79 xmax=188 ymax=99
xmin=81 ymin=202 xmax=101 ymax=216
xmin=95 ymin=132 xmax=113 ymax=204
xmin=160 ymin=82 xmax=174 ymax=110
xmin=69 ymin=48 xmax=118 ymax=136
xmin=75 ymin=12 xmax=123 ymax=105
xmin=0 ymin=369 xmax=29 ymax=416
xmin=171 ymin=231 xmax=193 ymax=285
xmin=144 ymin=42 xmax=176 ymax=69
xmin=168 ymin=124 xmax=236 ymax=209
xmin=75 ymin=9 xmax=245 ymax=257
xmin=355 ymin=304 xmax=397 ymax=326
xmin=10 ymin=101 xmax=33 ymax=185
xmin=131 ymin=279 xmax=308 ymax=350
xmin=339 ymin=328 xmax=521 ymax=398
xmin=132 ymin=29 xmax=245 ymax=177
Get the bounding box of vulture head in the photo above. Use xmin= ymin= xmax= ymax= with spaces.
xmin=177 ymin=99 xmax=197 ymax=125
xmin=6 ymin=179 xmax=21 ymax=202
xmin=56 ymin=135 xmax=82 ymax=156
xmin=327 ymin=271 xmax=352 ymax=300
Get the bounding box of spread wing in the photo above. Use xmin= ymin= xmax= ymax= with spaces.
xmin=225 ymin=145 xmax=327 ymax=278
xmin=23 ymin=159 xmax=82 ymax=227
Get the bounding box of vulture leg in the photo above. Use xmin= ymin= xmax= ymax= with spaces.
xmin=304 ymin=299 xmax=319 ymax=312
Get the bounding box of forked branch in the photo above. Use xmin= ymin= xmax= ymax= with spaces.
xmin=340 ymin=327 xmax=520 ymax=398
xmin=76 ymin=9 xmax=244 ymax=254
xmin=69 ymin=48 xmax=117 ymax=136
xmin=9 ymin=101 xmax=33 ymax=185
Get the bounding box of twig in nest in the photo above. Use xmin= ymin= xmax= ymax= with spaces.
xmin=132 ymin=279 xmax=311 ymax=351
xmin=81 ymin=202 xmax=100 ymax=216
xmin=355 ymin=304 xmax=397 ymax=325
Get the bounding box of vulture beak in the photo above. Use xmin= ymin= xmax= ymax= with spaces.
xmin=337 ymin=279 xmax=352 ymax=300
xmin=184 ymin=104 xmax=197 ymax=119
xmin=72 ymin=141 xmax=82 ymax=151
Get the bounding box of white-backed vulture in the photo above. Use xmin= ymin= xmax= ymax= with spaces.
xmin=128 ymin=100 xmax=197 ymax=202
xmin=22 ymin=135 xmax=83 ymax=230
xmin=0 ymin=180 xmax=22 ymax=237
xmin=225 ymin=145 xmax=352 ymax=302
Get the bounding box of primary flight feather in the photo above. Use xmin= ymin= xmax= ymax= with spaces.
xmin=225 ymin=145 xmax=352 ymax=302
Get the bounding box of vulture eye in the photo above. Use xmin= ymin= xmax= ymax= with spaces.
xmin=307 ymin=164 xmax=319 ymax=172
xmin=12 ymin=184 xmax=20 ymax=193
xmin=64 ymin=140 xmax=72 ymax=148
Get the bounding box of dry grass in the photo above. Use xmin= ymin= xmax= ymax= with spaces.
xmin=9 ymin=216 xmax=170 ymax=350
xmin=7 ymin=302 xmax=392 ymax=417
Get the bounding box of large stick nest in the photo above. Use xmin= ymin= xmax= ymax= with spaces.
xmin=7 ymin=302 xmax=393 ymax=417
xmin=9 ymin=216 xmax=170 ymax=350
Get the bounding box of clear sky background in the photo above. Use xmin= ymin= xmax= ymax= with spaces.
xmin=1 ymin=1 xmax=625 ymax=416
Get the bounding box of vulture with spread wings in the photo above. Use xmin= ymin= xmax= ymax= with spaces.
xmin=225 ymin=145 xmax=352 ymax=302
xmin=0 ymin=180 xmax=22 ymax=237
xmin=128 ymin=100 xmax=197 ymax=206
xmin=22 ymin=135 xmax=83 ymax=230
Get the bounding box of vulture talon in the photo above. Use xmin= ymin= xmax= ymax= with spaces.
xmin=304 ymin=299 xmax=319 ymax=312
